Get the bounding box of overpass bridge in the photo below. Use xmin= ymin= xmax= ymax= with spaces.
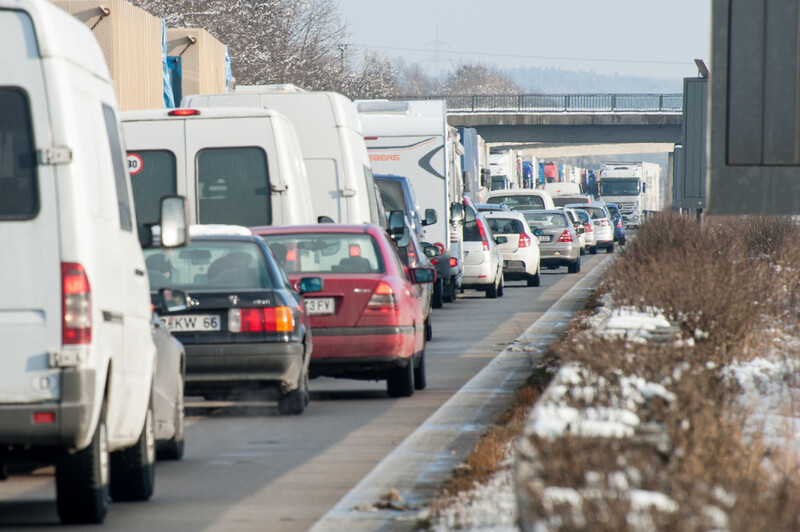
xmin=394 ymin=93 xmax=684 ymax=152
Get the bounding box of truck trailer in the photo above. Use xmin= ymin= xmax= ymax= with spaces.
xmin=597 ymin=162 xmax=662 ymax=227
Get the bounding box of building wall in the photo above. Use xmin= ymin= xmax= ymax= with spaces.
xmin=167 ymin=28 xmax=227 ymax=100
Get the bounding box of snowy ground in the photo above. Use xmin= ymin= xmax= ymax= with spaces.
xmin=430 ymin=303 xmax=800 ymax=531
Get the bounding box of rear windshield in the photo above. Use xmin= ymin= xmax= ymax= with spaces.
xmin=574 ymin=207 xmax=606 ymax=219
xmin=198 ymin=147 xmax=270 ymax=227
xmin=129 ymin=150 xmax=176 ymax=228
xmin=260 ymin=233 xmax=384 ymax=274
xmin=552 ymin=196 xmax=589 ymax=207
xmin=375 ymin=179 xmax=406 ymax=212
xmin=523 ymin=212 xmax=568 ymax=228
xmin=486 ymin=194 xmax=545 ymax=210
xmin=487 ymin=218 xmax=525 ymax=234
xmin=144 ymin=240 xmax=273 ymax=291
xmin=0 ymin=89 xmax=37 ymax=219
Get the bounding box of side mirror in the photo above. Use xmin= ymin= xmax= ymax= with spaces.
xmin=410 ymin=266 xmax=435 ymax=284
xmin=423 ymin=246 xmax=440 ymax=258
xmin=449 ymin=202 xmax=464 ymax=225
xmin=159 ymin=288 xmax=187 ymax=313
xmin=388 ymin=210 xmax=405 ymax=235
xmin=317 ymin=215 xmax=335 ymax=224
xmin=160 ymin=196 xmax=188 ymax=248
xmin=422 ymin=208 xmax=437 ymax=226
xmin=392 ymin=227 xmax=411 ymax=248
xmin=576 ymin=226 xmax=585 ymax=235
xmin=533 ymin=228 xmax=544 ymax=236
xmin=464 ymin=205 xmax=476 ymax=223
xmin=495 ymin=236 xmax=508 ymax=245
xmin=298 ymin=277 xmax=323 ymax=295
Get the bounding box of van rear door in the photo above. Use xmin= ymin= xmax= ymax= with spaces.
xmin=0 ymin=9 xmax=63 ymax=403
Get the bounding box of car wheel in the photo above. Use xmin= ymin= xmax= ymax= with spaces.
xmin=580 ymin=247 xmax=585 ymax=256
xmin=387 ymin=359 xmax=415 ymax=398
xmin=277 ymin=374 xmax=308 ymax=415
xmin=432 ymin=278 xmax=444 ymax=309
xmin=414 ymin=348 xmax=427 ymax=391
xmin=424 ymin=316 xmax=433 ymax=341
xmin=110 ymin=406 xmax=156 ymax=502
xmin=443 ymin=278 xmax=456 ymax=303
xmin=527 ymin=270 xmax=541 ymax=287
xmin=590 ymin=246 xmax=598 ymax=255
xmin=607 ymin=242 xmax=615 ymax=253
xmin=486 ymin=276 xmax=499 ymax=299
xmin=56 ymin=412 xmax=109 ymax=524
xmin=157 ymin=374 xmax=185 ymax=461
xmin=568 ymin=258 xmax=581 ymax=274
xmin=497 ymin=273 xmax=504 ymax=297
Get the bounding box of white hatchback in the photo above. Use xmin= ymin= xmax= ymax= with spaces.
xmin=461 ymin=213 xmax=505 ymax=298
xmin=484 ymin=212 xmax=542 ymax=287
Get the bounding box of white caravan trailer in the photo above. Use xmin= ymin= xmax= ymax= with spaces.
xmin=121 ymin=108 xmax=315 ymax=228
xmin=0 ymin=0 xmax=187 ymax=522
xmin=183 ymin=90 xmax=382 ymax=225
xmin=357 ymin=99 xmax=466 ymax=302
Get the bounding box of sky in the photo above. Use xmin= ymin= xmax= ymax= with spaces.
xmin=337 ymin=0 xmax=712 ymax=81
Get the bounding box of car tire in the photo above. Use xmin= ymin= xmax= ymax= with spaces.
xmin=432 ymin=278 xmax=444 ymax=309
xmin=157 ymin=374 xmax=185 ymax=461
xmin=527 ymin=270 xmax=541 ymax=287
xmin=414 ymin=346 xmax=427 ymax=391
xmin=387 ymin=359 xmax=415 ymax=398
xmin=56 ymin=412 xmax=109 ymax=524
xmin=590 ymin=246 xmax=598 ymax=255
xmin=497 ymin=274 xmax=504 ymax=297
xmin=486 ymin=277 xmax=499 ymax=299
xmin=443 ymin=278 xmax=456 ymax=303
xmin=568 ymin=258 xmax=581 ymax=274
xmin=580 ymin=247 xmax=585 ymax=256
xmin=606 ymin=242 xmax=615 ymax=254
xmin=424 ymin=316 xmax=433 ymax=341
xmin=277 ymin=373 xmax=308 ymax=415
xmin=110 ymin=406 xmax=156 ymax=502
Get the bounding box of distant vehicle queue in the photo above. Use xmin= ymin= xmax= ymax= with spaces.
xmin=0 ymin=0 xmax=643 ymax=524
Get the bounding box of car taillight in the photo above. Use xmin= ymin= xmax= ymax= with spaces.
xmin=449 ymin=257 xmax=458 ymax=267
xmin=585 ymin=223 xmax=593 ymax=233
xmin=406 ymin=248 xmax=418 ymax=266
xmin=367 ymin=282 xmax=397 ymax=313
xmin=518 ymin=234 xmax=531 ymax=248
xmin=229 ymin=307 xmax=294 ymax=333
xmin=557 ymin=230 xmax=574 ymax=243
xmin=62 ymin=263 xmax=91 ymax=345
xmin=430 ymin=258 xmax=439 ymax=265
xmin=477 ymin=219 xmax=489 ymax=250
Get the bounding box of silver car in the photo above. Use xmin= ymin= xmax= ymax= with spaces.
xmin=520 ymin=209 xmax=582 ymax=274
xmin=151 ymin=312 xmax=186 ymax=460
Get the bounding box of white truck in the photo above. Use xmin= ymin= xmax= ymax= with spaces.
xmin=356 ymin=99 xmax=466 ymax=303
xmin=598 ymin=162 xmax=662 ymax=227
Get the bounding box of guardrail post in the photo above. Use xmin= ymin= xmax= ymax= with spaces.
xmin=472 ymin=95 xmax=477 ymax=112
xmin=564 ymin=95 xmax=568 ymax=112
xmin=611 ymin=94 xmax=616 ymax=112
xmin=658 ymin=94 xmax=664 ymax=111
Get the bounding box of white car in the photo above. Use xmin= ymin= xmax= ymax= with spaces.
xmin=461 ymin=213 xmax=505 ymax=298
xmin=484 ymin=189 xmax=556 ymax=211
xmin=484 ymin=212 xmax=542 ymax=287
xmin=564 ymin=208 xmax=587 ymax=255
xmin=566 ymin=202 xmax=615 ymax=253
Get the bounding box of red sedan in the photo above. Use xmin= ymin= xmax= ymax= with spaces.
xmin=252 ymin=224 xmax=435 ymax=397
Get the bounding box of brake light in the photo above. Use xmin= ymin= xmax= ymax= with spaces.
xmin=557 ymin=230 xmax=574 ymax=243
xmin=477 ymin=219 xmax=489 ymax=250
xmin=518 ymin=234 xmax=531 ymax=248
xmin=168 ymin=109 xmax=201 ymax=116
xmin=430 ymin=258 xmax=439 ymax=265
xmin=449 ymin=257 xmax=458 ymax=267
xmin=62 ymin=263 xmax=91 ymax=345
xmin=350 ymin=245 xmax=361 ymax=257
xmin=585 ymin=223 xmax=593 ymax=233
xmin=367 ymin=281 xmax=397 ymax=313
xmin=229 ymin=307 xmax=294 ymax=333
xmin=33 ymin=412 xmax=56 ymax=424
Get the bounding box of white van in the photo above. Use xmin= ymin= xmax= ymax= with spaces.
xmin=0 ymin=1 xmax=186 ymax=523
xmin=183 ymin=89 xmax=382 ymax=225
xmin=543 ymin=182 xmax=582 ymax=196
xmin=122 ymin=107 xmax=315 ymax=228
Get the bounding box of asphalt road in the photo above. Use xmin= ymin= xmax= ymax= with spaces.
xmin=0 ymin=252 xmax=611 ymax=531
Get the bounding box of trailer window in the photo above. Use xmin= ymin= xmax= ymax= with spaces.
xmin=0 ymin=88 xmax=37 ymax=220
xmin=197 ymin=147 xmax=270 ymax=227
xmin=129 ymin=150 xmax=176 ymax=229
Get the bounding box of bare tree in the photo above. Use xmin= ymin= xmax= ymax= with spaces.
xmin=443 ymin=62 xmax=520 ymax=95
xmin=395 ymin=59 xmax=438 ymax=96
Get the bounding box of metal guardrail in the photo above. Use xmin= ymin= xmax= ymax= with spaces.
xmin=394 ymin=93 xmax=683 ymax=113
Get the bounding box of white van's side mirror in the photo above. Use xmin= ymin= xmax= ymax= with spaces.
xmin=160 ymin=196 xmax=188 ymax=248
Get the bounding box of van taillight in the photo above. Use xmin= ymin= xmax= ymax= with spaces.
xmin=229 ymin=307 xmax=294 ymax=332
xmin=168 ymin=109 xmax=201 ymax=117
xmin=449 ymin=257 xmax=458 ymax=267
xmin=367 ymin=282 xmax=397 ymax=312
xmin=557 ymin=230 xmax=574 ymax=243
xmin=62 ymin=263 xmax=91 ymax=345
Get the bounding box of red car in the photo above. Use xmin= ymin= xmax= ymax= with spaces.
xmin=252 ymin=224 xmax=435 ymax=397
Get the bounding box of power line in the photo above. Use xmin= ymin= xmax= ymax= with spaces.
xmin=352 ymin=43 xmax=691 ymax=67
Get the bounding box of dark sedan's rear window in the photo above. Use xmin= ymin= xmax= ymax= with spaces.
xmin=487 ymin=218 xmax=525 ymax=234
xmin=144 ymin=240 xmax=274 ymax=290
xmin=260 ymin=233 xmax=384 ymax=274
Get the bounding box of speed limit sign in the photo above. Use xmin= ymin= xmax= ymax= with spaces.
xmin=127 ymin=153 xmax=143 ymax=175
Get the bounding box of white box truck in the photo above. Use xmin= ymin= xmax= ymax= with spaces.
xmin=184 ymin=88 xmax=383 ymax=226
xmin=0 ymin=1 xmax=187 ymax=523
xmin=121 ymin=108 xmax=315 ymax=228
xmin=598 ymin=161 xmax=662 ymax=227
xmin=357 ymin=100 xmax=466 ymax=303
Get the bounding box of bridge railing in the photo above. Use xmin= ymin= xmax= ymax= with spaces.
xmin=393 ymin=93 xmax=683 ymax=113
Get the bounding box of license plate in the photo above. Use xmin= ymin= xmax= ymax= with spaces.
xmin=163 ymin=314 xmax=220 ymax=332
xmin=306 ymin=298 xmax=335 ymax=315
xmin=538 ymin=235 xmax=551 ymax=242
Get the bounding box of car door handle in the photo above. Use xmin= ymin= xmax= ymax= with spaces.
xmin=134 ymin=269 xmax=145 ymax=277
